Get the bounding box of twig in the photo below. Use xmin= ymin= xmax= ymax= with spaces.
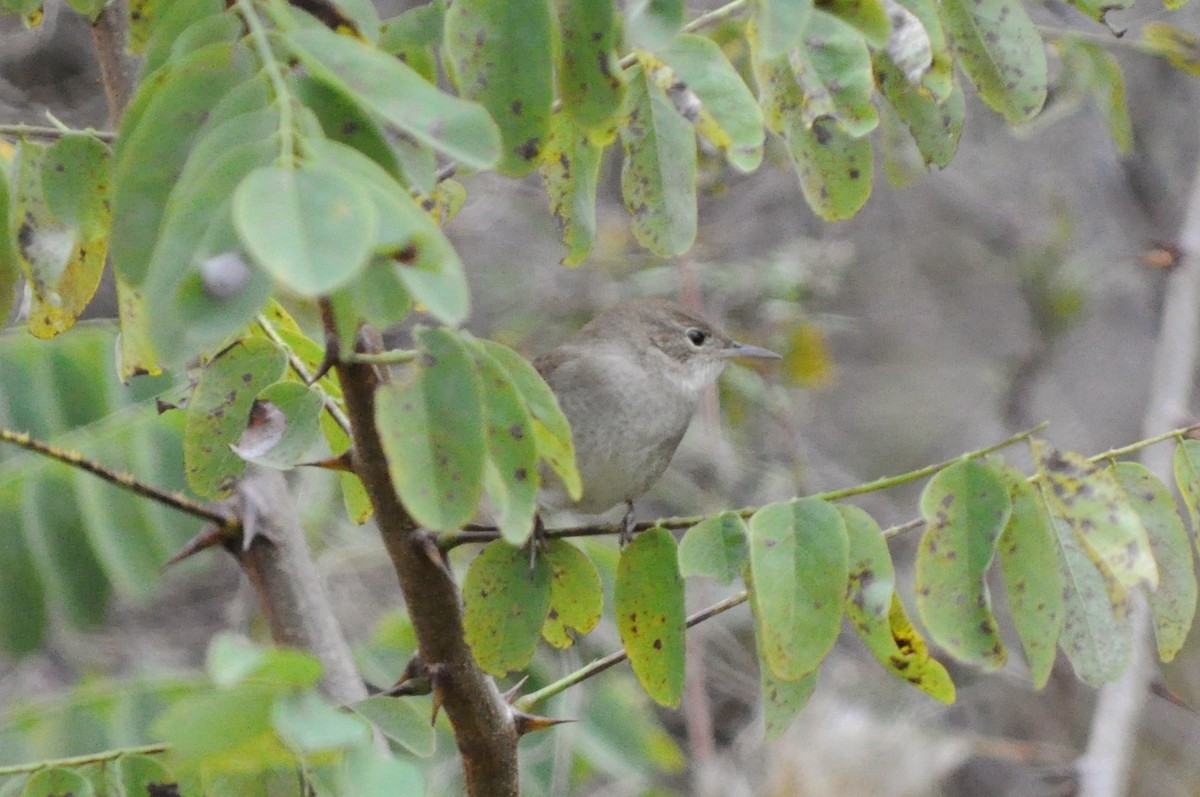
xmin=89 ymin=0 xmax=136 ymax=127
xmin=254 ymin=313 xmax=352 ymax=436
xmin=0 ymin=744 xmax=168 ymax=777
xmin=516 ymin=592 xmax=749 ymax=710
xmin=0 ymin=428 xmax=235 ymax=529
xmin=0 ymin=124 xmax=116 ymax=142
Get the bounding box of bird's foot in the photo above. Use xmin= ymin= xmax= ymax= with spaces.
xmin=619 ymin=501 xmax=636 ymax=548
xmin=527 ymin=512 xmax=549 ymax=570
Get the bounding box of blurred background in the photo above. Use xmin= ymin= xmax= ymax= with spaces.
xmin=3 ymin=0 xmax=1200 ymax=794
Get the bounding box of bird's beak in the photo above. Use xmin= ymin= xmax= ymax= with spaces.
xmin=726 ymin=341 xmax=782 ymax=360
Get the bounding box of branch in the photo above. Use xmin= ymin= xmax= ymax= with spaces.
xmin=1075 ymin=112 xmax=1200 ymax=797
xmin=0 ymin=124 xmax=116 ymax=142
xmin=441 ymin=422 xmax=1049 ymax=550
xmin=0 ymin=428 xmax=236 ymax=529
xmin=89 ymin=0 xmax=137 ymax=127
xmin=0 ymin=744 xmax=167 ymax=778
xmin=234 ymin=467 xmax=368 ymax=704
xmin=320 ymin=301 xmax=519 ymax=797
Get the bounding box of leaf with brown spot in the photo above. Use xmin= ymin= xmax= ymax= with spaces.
xmin=993 ymin=462 xmax=1063 ymax=688
xmin=377 ymin=327 xmax=485 ymax=532
xmin=467 ymin=336 xmax=540 ymax=545
xmin=915 ymin=459 xmax=1010 ymax=670
xmin=541 ymin=540 xmax=603 ymax=648
xmin=1033 ymin=439 xmax=1158 ymax=592
xmin=616 ymin=528 xmax=686 ymax=707
xmin=749 ymin=497 xmax=848 ymax=680
xmin=539 ymin=110 xmax=602 ymax=265
xmin=842 ymin=504 xmax=955 ymax=702
xmin=463 ymin=541 xmax=552 ymax=675
xmin=1114 ymin=462 xmax=1196 ymax=663
xmin=183 ymin=337 xmax=287 ymax=498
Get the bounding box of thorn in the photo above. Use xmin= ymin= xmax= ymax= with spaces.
xmin=428 ymin=663 xmax=449 ymax=725
xmin=300 ymin=450 xmax=355 ymax=472
xmin=161 ymin=522 xmax=235 ymax=569
xmin=309 ymin=344 xmax=337 ymax=385
xmin=513 ymin=710 xmax=574 ymax=737
xmin=1151 ymin=680 xmax=1196 ymax=714
xmin=415 ymin=531 xmax=454 ymax=580
xmin=501 ymin=676 xmax=529 ymax=704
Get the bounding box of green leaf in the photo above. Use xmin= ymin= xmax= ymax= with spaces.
xmin=377 ymin=327 xmax=485 ymax=531
xmin=874 ymin=57 xmax=965 ymax=168
xmin=473 ymin=339 xmax=581 ymax=500
xmin=272 ymin=692 xmax=370 ymax=753
xmin=1142 ymin=23 xmax=1200 ymax=76
xmin=621 ymin=64 xmax=697 ymax=257
xmin=321 ymin=412 xmax=374 ymax=525
xmin=749 ymin=497 xmax=848 ymax=680
xmin=304 ymin=138 xmax=469 ymax=325
xmin=761 ymin=666 xmax=817 ymax=740
xmin=555 ymin=0 xmax=626 ymax=136
xmin=1062 ymin=0 xmax=1132 ymax=26
xmin=469 ymin=340 xmax=540 ymax=545
xmin=285 ymin=25 xmax=501 ymax=171
xmin=939 ymin=0 xmax=1047 ymax=124
xmin=755 ymin=51 xmax=872 ymax=220
xmin=626 ymin=0 xmax=683 ymax=49
xmin=615 ymin=528 xmax=687 ymax=707
xmin=233 ymin=160 xmax=377 ymax=297
xmin=818 ymin=0 xmax=891 ymax=47
xmin=110 ymin=41 xmax=254 ymax=285
xmin=0 ymin=161 xmax=16 ymax=324
xmin=11 ymin=138 xmax=109 ymax=338
xmin=792 ymin=10 xmax=879 ymax=137
xmin=293 ymin=74 xmax=404 ymax=182
xmin=207 ymin=633 xmax=323 ymax=689
xmin=20 ymin=768 xmax=93 ymax=797
xmin=1033 ymin=440 xmax=1158 ymax=592
xmin=1114 ymin=462 xmax=1196 ymax=662
xmin=841 ymin=504 xmax=955 ymax=702
xmin=541 ymin=539 xmax=603 ymax=648
xmin=65 ymin=0 xmax=105 ymax=19
xmin=915 ymin=460 xmax=1010 ymax=669
xmin=893 ymin=0 xmax=953 ymax=99
xmin=379 ymin=1 xmax=444 ymax=84
xmin=677 ymin=511 xmax=749 ymax=584
xmin=757 ymin=0 xmax=814 ymax=59
xmin=153 ymin=683 xmax=289 ymax=765
xmin=1047 ymin=501 xmax=1132 ymax=686
xmin=880 ymin=0 xmax=932 ymax=84
xmin=142 ymin=0 xmax=226 ymax=73
xmin=1058 ymin=38 xmax=1132 ymax=153
xmin=338 ymin=747 xmax=424 ymax=797
xmin=657 ymin=34 xmax=766 ymax=171
xmin=0 ymin=484 xmax=47 ymax=654
xmin=1174 ymin=438 xmax=1200 ymax=532
xmin=116 ymin=755 xmax=177 ymax=797
xmin=993 ymin=464 xmax=1063 ymax=688
xmin=463 ymin=541 xmax=552 ymax=675
xmin=540 ymin=111 xmax=602 ymax=265
xmin=444 ymin=0 xmax=554 ymax=175
xmin=350 ymin=695 xmax=436 ymax=757
xmin=183 ymin=337 xmax=288 ymax=498
xmin=115 ymin=277 xmax=164 ymax=380
xmin=230 ymin=381 xmax=324 ymax=470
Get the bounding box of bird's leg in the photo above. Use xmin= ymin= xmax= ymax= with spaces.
xmin=619 ymin=500 xmax=636 ymax=547
xmin=527 ymin=512 xmax=548 ymax=570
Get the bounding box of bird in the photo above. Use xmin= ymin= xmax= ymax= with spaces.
xmin=533 ymin=298 xmax=780 ymax=536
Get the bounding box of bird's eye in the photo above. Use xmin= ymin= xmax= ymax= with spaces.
xmin=686 ymin=328 xmax=708 ymax=346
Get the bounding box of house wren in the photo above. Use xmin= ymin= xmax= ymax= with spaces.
xmin=534 ymin=299 xmax=780 ymax=531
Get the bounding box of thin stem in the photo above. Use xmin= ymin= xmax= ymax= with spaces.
xmin=1085 ymin=421 xmax=1200 ymax=462
xmin=0 ymin=429 xmax=235 ymax=529
xmin=814 ymin=422 xmax=1048 ymax=502
xmin=254 ymin=314 xmax=352 ymax=435
xmin=441 ymin=422 xmax=1050 ymax=550
xmin=344 ymin=349 xmax=420 ymax=366
xmin=0 ymin=125 xmax=115 ymax=142
xmin=0 ymin=744 xmax=168 ymax=777
xmin=1035 ymin=25 xmax=1164 ymax=55
xmin=619 ymin=0 xmax=750 ymax=70
xmin=516 ymin=592 xmax=750 ymax=711
xmin=236 ymin=0 xmax=295 ymax=166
